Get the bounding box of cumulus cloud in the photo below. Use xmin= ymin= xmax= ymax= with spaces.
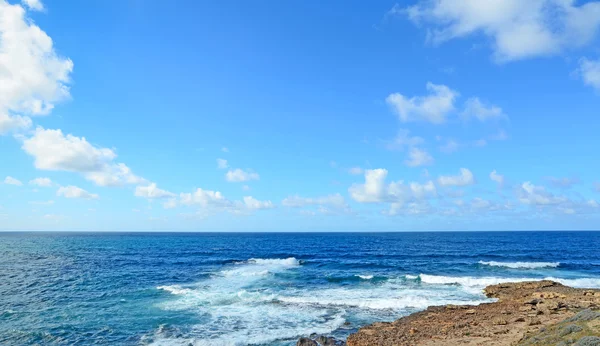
xmin=405 ymin=147 xmax=434 ymax=167
xmin=462 ymin=97 xmax=505 ymax=121
xmin=517 ymin=182 xmax=566 ymax=205
xmin=29 ymin=177 xmax=52 ymax=187
xmin=439 ymin=139 xmax=460 ymax=153
xmin=21 ymin=128 xmax=145 ymax=186
xmin=489 ymin=170 xmax=504 ymax=185
xmin=386 ymin=82 xmax=458 ymax=124
xmin=225 ymin=169 xmax=259 ymax=182
xmin=349 ymin=169 xmax=437 ymax=207
xmin=4 ymin=176 xmax=23 ymax=186
xmin=402 ymin=0 xmax=600 ymax=62
xmin=577 ymin=58 xmax=600 ymax=91
xmin=180 ymin=188 xmax=228 ymax=207
xmin=134 ymin=183 xmax=175 ymax=199
xmin=437 ymin=168 xmax=475 ymax=187
xmin=217 ymin=158 xmax=228 ymax=169
xmin=56 ymin=185 xmax=98 ymax=199
xmin=0 ymin=1 xmax=72 ymax=134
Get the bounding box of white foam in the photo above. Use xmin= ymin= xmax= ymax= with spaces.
xmin=356 ymin=274 xmax=373 ymax=280
xmin=479 ymin=261 xmax=560 ymax=269
xmin=157 ymin=285 xmax=194 ymax=295
xmin=247 ymin=257 xmax=300 ymax=266
xmin=405 ymin=274 xmax=419 ymax=280
xmin=418 ymin=274 xmax=600 ymax=294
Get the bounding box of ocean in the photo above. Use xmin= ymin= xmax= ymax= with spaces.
xmin=1 ymin=231 xmax=600 ymax=345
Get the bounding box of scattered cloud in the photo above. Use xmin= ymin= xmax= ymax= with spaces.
xmin=282 ymin=194 xmax=348 ymax=208
xmin=221 ymin=147 xmax=229 ymax=153
xmin=462 ymin=97 xmax=505 ymax=121
xmin=56 ymin=185 xmax=98 ymax=199
xmin=439 ymin=139 xmax=460 ymax=153
xmin=21 ymin=0 xmax=44 ymax=11
xmin=225 ymin=169 xmax=259 ymax=182
xmin=405 ymin=147 xmax=434 ymax=167
xmin=517 ymin=182 xmax=566 ymax=205
xmin=386 ymin=82 xmax=458 ymax=124
xmin=438 ymin=168 xmax=475 ymax=187
xmin=577 ymin=58 xmax=600 ymax=91
xmin=489 ymin=170 xmax=505 ymax=185
xmin=29 ymin=177 xmax=52 ymax=187
xmin=0 ymin=0 xmax=72 ymax=134
xmin=217 ymin=158 xmax=228 ymax=169
xmin=180 ymin=188 xmax=228 ymax=207
xmin=385 ymin=129 xmax=424 ymax=151
xmin=134 ymin=183 xmax=175 ymax=199
xmin=3 ymin=176 xmax=23 ymax=186
xmin=401 ymin=0 xmax=600 ymax=62
xmin=243 ymin=196 xmax=275 ymax=210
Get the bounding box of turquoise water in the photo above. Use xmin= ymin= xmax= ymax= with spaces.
xmin=1 ymin=231 xmax=600 ymax=345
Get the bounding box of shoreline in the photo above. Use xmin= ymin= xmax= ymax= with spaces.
xmin=342 ymin=280 xmax=600 ymax=345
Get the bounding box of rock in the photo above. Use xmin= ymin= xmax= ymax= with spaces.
xmin=514 ymin=317 xmax=526 ymax=322
xmin=528 ymin=317 xmax=541 ymax=326
xmin=574 ymin=336 xmax=600 ymax=346
xmin=525 ymin=298 xmax=542 ymax=305
xmin=494 ymin=318 xmax=508 ymax=325
xmin=465 ymin=309 xmax=476 ymax=315
xmin=316 ymin=335 xmax=342 ymax=346
xmin=297 ymin=337 xmax=318 ymax=346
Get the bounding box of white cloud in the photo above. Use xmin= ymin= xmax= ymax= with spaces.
xmin=85 ymin=163 xmax=146 ymax=187
xmin=4 ymin=176 xmax=23 ymax=186
xmin=217 ymin=158 xmax=228 ymax=169
xmin=578 ymin=58 xmax=600 ymax=90
xmin=405 ymin=147 xmax=434 ymax=167
xmin=386 ymin=82 xmax=458 ymax=124
xmin=180 ymin=188 xmax=228 ymax=207
xmin=386 ymin=129 xmax=424 ymax=150
xmin=403 ymin=0 xmax=600 ymax=62
xmin=221 ymin=147 xmax=229 ymax=153
xmin=21 ymin=0 xmax=43 ymax=11
xmin=348 ymin=167 xmax=364 ymax=175
xmin=21 ymin=128 xmax=145 ymax=186
xmin=349 ymin=169 xmax=389 ymax=203
xmin=518 ymin=182 xmax=566 ymax=205
xmin=462 ymin=97 xmax=505 ymax=121
xmin=225 ymin=169 xmax=259 ymax=182
xmin=349 ymin=169 xmax=437 ymax=208
xmin=0 ymin=1 xmax=72 ymax=134
xmin=243 ymin=196 xmax=275 ymax=210
xmin=57 ymin=185 xmax=98 ymax=199
xmin=490 ymin=170 xmax=504 ymax=185
xmin=29 ymin=177 xmax=52 ymax=187
xmin=438 ymin=168 xmax=475 ymax=187
xmin=134 ymin=183 xmax=175 ymax=199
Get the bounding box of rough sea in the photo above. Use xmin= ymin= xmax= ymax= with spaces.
xmin=1 ymin=231 xmax=600 ymax=345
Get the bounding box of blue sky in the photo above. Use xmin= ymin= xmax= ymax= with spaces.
xmin=1 ymin=0 xmax=600 ymax=231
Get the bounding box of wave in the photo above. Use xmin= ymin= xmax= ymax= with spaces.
xmin=246 ymin=257 xmax=301 ymax=266
xmin=355 ymin=274 xmax=374 ymax=280
xmin=418 ymin=274 xmax=600 ymax=294
xmin=479 ymin=261 xmax=560 ymax=269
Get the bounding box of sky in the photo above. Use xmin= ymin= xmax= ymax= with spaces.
xmin=1 ymin=0 xmax=600 ymax=231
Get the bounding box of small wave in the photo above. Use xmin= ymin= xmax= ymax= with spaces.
xmin=157 ymin=285 xmax=194 ymax=295
xmin=247 ymin=257 xmax=300 ymax=266
xmin=355 ymin=274 xmax=374 ymax=280
xmin=479 ymin=261 xmax=560 ymax=269
xmin=405 ymin=274 xmax=419 ymax=280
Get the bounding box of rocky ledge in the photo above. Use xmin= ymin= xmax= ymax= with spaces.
xmin=346 ymin=281 xmax=600 ymax=346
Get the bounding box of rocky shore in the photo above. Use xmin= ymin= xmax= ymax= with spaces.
xmin=345 ymin=281 xmax=600 ymax=346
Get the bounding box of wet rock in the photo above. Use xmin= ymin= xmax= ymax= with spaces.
xmin=297 ymin=337 xmax=318 ymax=346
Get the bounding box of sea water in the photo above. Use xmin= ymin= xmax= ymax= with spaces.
xmin=1 ymin=231 xmax=599 ymax=345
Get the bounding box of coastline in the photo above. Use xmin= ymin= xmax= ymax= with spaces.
xmin=342 ymin=280 xmax=600 ymax=346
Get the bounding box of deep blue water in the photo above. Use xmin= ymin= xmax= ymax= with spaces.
xmin=1 ymin=231 xmax=600 ymax=345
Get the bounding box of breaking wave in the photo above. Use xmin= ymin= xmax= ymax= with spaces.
xmin=479 ymin=261 xmax=560 ymax=269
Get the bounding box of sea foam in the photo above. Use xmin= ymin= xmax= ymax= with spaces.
xmin=479 ymin=261 xmax=560 ymax=269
